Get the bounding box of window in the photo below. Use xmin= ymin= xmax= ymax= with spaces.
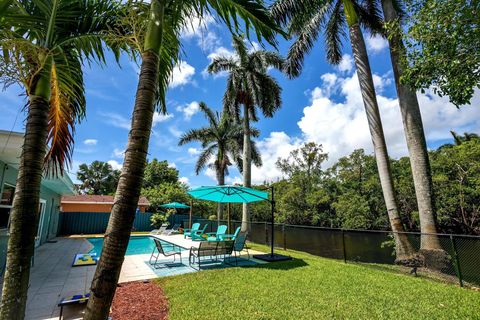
xmin=0 ymin=184 xmax=15 ymax=229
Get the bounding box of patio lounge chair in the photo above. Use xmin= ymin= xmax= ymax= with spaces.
xmin=149 ymin=238 xmax=181 ymax=268
xmin=190 ymin=224 xmax=209 ymax=241
xmin=226 ymin=232 xmax=249 ymax=266
xmin=150 ymin=224 xmax=168 ymax=235
xmin=189 ymin=240 xmax=234 ymax=270
xmin=206 ymin=225 xmax=228 ymax=241
xmin=163 ymin=223 xmax=181 ymax=235
xmin=221 ymin=226 xmax=241 ymax=241
xmin=183 ymin=223 xmax=200 ymax=239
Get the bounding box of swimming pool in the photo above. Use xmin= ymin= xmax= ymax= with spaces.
xmin=87 ymin=236 xmax=181 ymax=256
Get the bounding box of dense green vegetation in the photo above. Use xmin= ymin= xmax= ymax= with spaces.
xmin=245 ymin=134 xmax=480 ymax=235
xmin=158 ymin=244 xmax=480 ymax=320
xmin=400 ymin=0 xmax=480 ymax=106
xmin=77 ymin=161 xmax=121 ymax=195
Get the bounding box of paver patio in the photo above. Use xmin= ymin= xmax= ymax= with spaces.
xmin=6 ymin=235 xmax=259 ymax=320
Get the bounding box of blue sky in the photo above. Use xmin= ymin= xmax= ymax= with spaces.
xmin=1 ymin=16 xmax=479 ymax=187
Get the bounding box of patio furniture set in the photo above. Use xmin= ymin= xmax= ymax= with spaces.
xmin=149 ymin=223 xmax=250 ymax=270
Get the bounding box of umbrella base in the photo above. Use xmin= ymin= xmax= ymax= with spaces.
xmin=253 ymin=253 xmax=292 ymax=262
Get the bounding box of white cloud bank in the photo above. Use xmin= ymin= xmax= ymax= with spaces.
xmin=220 ymin=68 xmax=480 ymax=185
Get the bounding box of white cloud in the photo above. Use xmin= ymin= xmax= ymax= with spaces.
xmin=181 ymin=14 xmax=221 ymax=52
xmin=250 ymin=132 xmax=303 ymax=184
xmin=153 ymin=112 xmax=173 ymax=126
xmin=366 ymin=34 xmax=389 ymax=53
xmin=298 ymin=72 xmax=480 ymax=166
xmin=83 ymin=139 xmax=97 ymax=146
xmin=107 ymin=160 xmax=122 ymax=170
xmin=168 ymin=162 xmax=177 ymax=168
xmin=176 ymin=101 xmax=200 ymax=120
xmin=188 ymin=147 xmax=201 ymax=156
xmin=112 ymin=148 xmax=124 ymax=159
xmin=179 ymin=176 xmax=190 ymax=185
xmin=337 ymin=54 xmax=354 ymax=73
xmin=225 ymin=175 xmax=243 ymax=185
xmin=170 ymin=61 xmax=195 ymax=88
xmin=242 ymin=71 xmax=480 ymax=184
xmin=99 ymin=112 xmax=131 ymax=130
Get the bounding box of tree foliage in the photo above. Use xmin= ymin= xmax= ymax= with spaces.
xmin=143 ymin=158 xmax=179 ymax=188
xmin=257 ymin=138 xmax=480 ymax=235
xmin=77 ymin=161 xmax=120 ymax=195
xmin=399 ymin=0 xmax=480 ymax=106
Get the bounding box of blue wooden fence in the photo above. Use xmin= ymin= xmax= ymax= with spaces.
xmin=58 ymin=212 xmax=200 ymax=235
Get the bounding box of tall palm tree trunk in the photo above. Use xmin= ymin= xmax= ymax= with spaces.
xmin=216 ymin=165 xmax=225 ymax=225
xmin=84 ymin=1 xmax=164 ymax=319
xmin=381 ymin=0 xmax=441 ymax=251
xmin=242 ymin=104 xmax=252 ymax=232
xmin=0 ymin=57 xmax=52 ymax=320
xmin=348 ymin=21 xmax=415 ymax=260
xmin=0 ymin=96 xmax=50 ymax=320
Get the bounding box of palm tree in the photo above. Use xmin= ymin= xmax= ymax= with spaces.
xmin=208 ymin=36 xmax=285 ymax=231
xmin=380 ymin=0 xmax=441 ymax=252
xmin=0 ymin=1 xmax=123 ymax=318
xmin=84 ymin=1 xmax=280 ymax=318
xmin=77 ymin=161 xmax=120 ymax=195
xmin=271 ymin=0 xmax=415 ymax=261
xmin=178 ymin=102 xmax=262 ymax=222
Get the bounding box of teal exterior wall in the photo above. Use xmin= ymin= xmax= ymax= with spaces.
xmin=0 ymin=160 xmax=65 ymax=273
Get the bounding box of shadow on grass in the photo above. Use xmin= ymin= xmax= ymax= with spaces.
xmin=245 ymin=257 xmax=309 ymax=270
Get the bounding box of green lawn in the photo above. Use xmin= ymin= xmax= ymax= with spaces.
xmin=156 ymin=244 xmax=480 ymax=320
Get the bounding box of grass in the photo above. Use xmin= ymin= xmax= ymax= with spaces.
xmin=156 ymin=244 xmax=480 ymax=320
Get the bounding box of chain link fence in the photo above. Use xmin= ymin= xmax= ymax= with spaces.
xmin=182 ymin=218 xmax=480 ymax=288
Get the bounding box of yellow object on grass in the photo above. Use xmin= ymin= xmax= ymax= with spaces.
xmin=72 ymin=253 xmax=97 ymax=267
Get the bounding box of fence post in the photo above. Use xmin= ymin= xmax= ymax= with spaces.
xmin=342 ymin=229 xmax=347 ymax=263
xmin=283 ymin=224 xmax=286 ymax=250
xmin=449 ymin=235 xmax=463 ymax=287
xmin=265 ymin=221 xmax=268 ymax=245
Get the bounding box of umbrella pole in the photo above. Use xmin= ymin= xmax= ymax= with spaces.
xmin=189 ymin=200 xmax=193 ymax=229
xmin=271 ymin=186 xmax=274 ymax=257
xmin=253 ymin=185 xmax=291 ymax=262
xmin=227 ymin=203 xmax=231 ymax=233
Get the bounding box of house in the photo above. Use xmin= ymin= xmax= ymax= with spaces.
xmin=0 ymin=130 xmax=75 ymax=270
xmin=61 ymin=195 xmax=150 ymax=213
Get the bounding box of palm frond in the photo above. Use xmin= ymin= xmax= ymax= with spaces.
xmin=207 ymin=56 xmax=237 ymax=74
xmin=195 ymin=144 xmax=216 ymax=175
xmin=325 ymin=1 xmax=347 ymax=64
xmin=206 ymin=0 xmax=284 ymax=46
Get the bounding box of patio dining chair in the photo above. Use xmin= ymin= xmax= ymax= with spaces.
xmin=189 ymin=240 xmax=234 ymax=270
xmin=206 ymin=225 xmax=228 ymax=241
xmin=149 ymin=238 xmax=181 ymax=269
xmin=226 ymin=232 xmax=249 ymax=266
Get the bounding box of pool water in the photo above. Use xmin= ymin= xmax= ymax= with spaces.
xmin=87 ymin=236 xmax=180 ymax=256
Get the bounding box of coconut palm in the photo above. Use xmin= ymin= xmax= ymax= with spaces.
xmin=207 ymin=35 xmax=285 ymax=231
xmin=84 ymin=1 xmax=280 ymax=318
xmin=271 ymin=0 xmax=415 ymax=260
xmin=0 ymin=1 xmax=123 ymax=317
xmin=380 ymin=0 xmax=441 ymax=251
xmin=178 ymin=102 xmax=262 ymax=221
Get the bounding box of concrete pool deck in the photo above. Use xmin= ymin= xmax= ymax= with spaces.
xmin=9 ymin=235 xmax=261 ymax=320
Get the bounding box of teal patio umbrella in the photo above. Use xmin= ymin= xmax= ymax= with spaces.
xmin=188 ymin=185 xmax=291 ymax=262
xmin=160 ymin=202 xmax=190 ymax=209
